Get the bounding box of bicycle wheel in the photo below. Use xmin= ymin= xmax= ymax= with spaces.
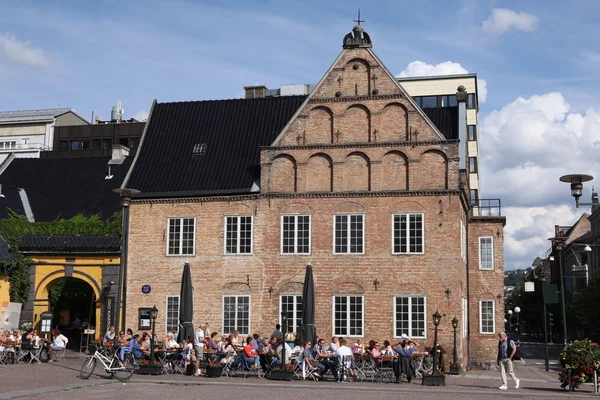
xmin=80 ymin=357 xmax=96 ymax=379
xmin=112 ymin=354 xmax=137 ymax=381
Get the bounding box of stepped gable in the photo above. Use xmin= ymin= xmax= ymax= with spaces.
xmin=272 ymin=25 xmax=445 ymax=147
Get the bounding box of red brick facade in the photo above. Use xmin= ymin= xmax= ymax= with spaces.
xmin=124 ymin=38 xmax=505 ymax=366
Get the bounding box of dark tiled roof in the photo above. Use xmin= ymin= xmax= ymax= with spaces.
xmin=423 ymin=106 xmax=459 ymax=140
xmin=19 ymin=234 xmax=121 ymax=253
xmin=125 ymin=96 xmax=307 ymax=196
xmin=0 ymin=185 xmax=26 ymax=219
xmin=0 ymin=157 xmax=132 ymax=222
xmin=0 ymin=236 xmax=11 ymax=261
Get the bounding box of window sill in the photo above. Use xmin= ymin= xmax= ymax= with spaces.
xmin=166 ymin=254 xmax=196 ymax=257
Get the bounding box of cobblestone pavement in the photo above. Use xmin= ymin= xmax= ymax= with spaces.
xmin=0 ymin=349 xmax=596 ymax=399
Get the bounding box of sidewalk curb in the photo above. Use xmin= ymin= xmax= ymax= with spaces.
xmin=0 ymin=380 xmax=114 ymax=399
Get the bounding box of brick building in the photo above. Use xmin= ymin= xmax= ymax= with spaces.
xmin=122 ymin=24 xmax=505 ymax=365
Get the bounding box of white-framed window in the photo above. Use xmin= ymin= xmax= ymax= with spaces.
xmin=333 ymin=295 xmax=363 ymax=336
xmin=462 ymin=297 xmax=468 ymax=338
xmin=223 ymin=295 xmax=250 ymax=335
xmin=479 ymin=300 xmax=495 ymax=334
xmin=394 ymin=295 xmax=426 ymax=338
xmin=225 ymin=216 xmax=253 ymax=254
xmin=334 ymin=214 xmax=364 ymax=254
xmin=166 ymin=295 xmax=180 ymax=335
xmin=0 ymin=141 xmax=16 ymax=149
xmin=460 ymin=219 xmax=466 ymax=262
xmin=281 ymin=215 xmax=311 ymax=254
xmin=167 ymin=217 xmax=196 ymax=256
xmin=392 ymin=213 xmax=424 ymax=254
xmin=479 ymin=236 xmax=494 ymax=270
xmin=280 ymin=295 xmax=303 ymax=334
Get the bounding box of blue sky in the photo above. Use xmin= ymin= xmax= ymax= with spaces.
xmin=2 ymin=0 xmax=600 ymax=270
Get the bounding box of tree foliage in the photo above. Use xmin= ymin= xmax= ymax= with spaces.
xmin=0 ymin=210 xmax=122 ymax=304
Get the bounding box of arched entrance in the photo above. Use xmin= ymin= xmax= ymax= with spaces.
xmin=33 ymin=270 xmax=102 ymax=344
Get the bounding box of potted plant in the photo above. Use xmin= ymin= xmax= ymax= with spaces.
xmin=137 ymin=359 xmax=163 ymax=375
xmin=205 ymin=359 xmax=223 ymax=377
xmin=449 ymin=361 xmax=461 ymax=375
xmin=558 ymin=339 xmax=600 ymax=390
xmin=269 ymin=364 xmax=295 ymax=381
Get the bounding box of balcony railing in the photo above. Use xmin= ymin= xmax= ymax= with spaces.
xmin=471 ymin=198 xmax=502 ymax=217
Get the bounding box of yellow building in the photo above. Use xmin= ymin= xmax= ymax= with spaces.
xmin=0 ymin=237 xmax=12 ymax=309
xmin=19 ymin=234 xmax=121 ymax=337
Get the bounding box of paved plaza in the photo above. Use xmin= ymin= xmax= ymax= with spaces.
xmin=0 ymin=343 xmax=597 ymax=400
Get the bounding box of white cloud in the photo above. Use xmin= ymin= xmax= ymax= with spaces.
xmin=397 ymin=60 xmax=487 ymax=103
xmin=479 ymin=92 xmax=600 ymax=269
xmin=133 ymin=110 xmax=149 ymax=121
xmin=0 ymin=33 xmax=50 ymax=68
xmin=482 ymin=8 xmax=538 ymax=36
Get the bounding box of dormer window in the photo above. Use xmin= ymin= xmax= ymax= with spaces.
xmin=193 ymin=143 xmax=207 ymax=155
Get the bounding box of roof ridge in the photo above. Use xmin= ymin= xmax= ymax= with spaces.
xmin=0 ymin=107 xmax=72 ymax=114
xmin=158 ymin=95 xmax=307 ymax=106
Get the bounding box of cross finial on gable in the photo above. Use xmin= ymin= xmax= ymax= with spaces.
xmin=353 ymin=8 xmax=365 ymax=25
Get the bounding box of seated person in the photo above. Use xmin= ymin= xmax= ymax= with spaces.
xmin=258 ymin=337 xmax=276 ymax=372
xmin=393 ymin=335 xmax=421 ymax=383
xmin=302 ymin=340 xmax=324 ymax=378
xmin=352 ymin=338 xmax=365 ymax=355
xmin=243 ymin=337 xmax=261 ymax=373
xmin=329 ymin=336 xmax=339 ymax=353
xmin=381 ymin=339 xmax=395 ymax=356
xmin=103 ymin=326 xmax=115 ymax=346
xmin=336 ymin=338 xmax=356 ymax=378
xmin=220 ymin=337 xmax=236 ymax=365
xmin=313 ymin=337 xmax=338 ymax=379
xmin=118 ymin=331 xmax=128 ymax=347
xmin=275 ymin=337 xmax=292 ymax=366
xmin=164 ymin=332 xmax=179 ymax=349
xmin=131 ymin=334 xmax=145 ymax=359
xmin=291 ymin=339 xmax=303 ymax=356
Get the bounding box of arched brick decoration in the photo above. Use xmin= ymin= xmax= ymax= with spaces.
xmin=331 ymin=281 xmax=365 ymax=295
xmin=222 ymin=282 xmax=251 ymax=294
xmin=306 ymin=153 xmax=333 ymax=192
xmin=341 ymin=105 xmax=370 ymax=143
xmin=270 ymin=154 xmax=296 ymax=192
xmin=343 ymin=152 xmax=370 ymax=191
xmin=277 ymin=281 xmax=304 ymax=295
xmin=381 ymin=151 xmax=408 ymax=190
xmin=307 ymin=106 xmax=333 ymax=144
xmin=343 ymin=58 xmax=370 ymax=97
xmin=417 ymin=150 xmax=447 ymax=190
xmin=379 ymin=103 xmax=408 ymax=142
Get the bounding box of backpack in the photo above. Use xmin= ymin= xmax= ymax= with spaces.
xmin=510 ymin=340 xmax=522 ymax=360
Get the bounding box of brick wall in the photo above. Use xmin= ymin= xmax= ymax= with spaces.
xmin=124 ymin=43 xmax=504 ymax=367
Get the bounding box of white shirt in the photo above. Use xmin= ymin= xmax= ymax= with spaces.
xmin=166 ymin=338 xmax=179 ymax=348
xmin=53 ymin=334 xmax=68 ymax=348
xmin=194 ymin=329 xmax=205 ymax=347
xmin=336 ymin=345 xmax=353 ymax=357
xmin=329 ymin=342 xmax=338 ymax=352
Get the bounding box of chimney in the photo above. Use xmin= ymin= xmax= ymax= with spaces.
xmin=110 ymin=144 xmax=130 ymax=165
xmin=244 ymin=85 xmax=268 ymax=99
xmin=456 ymin=85 xmax=468 ymax=170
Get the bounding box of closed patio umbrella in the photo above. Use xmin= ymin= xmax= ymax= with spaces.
xmin=177 ymin=262 xmax=194 ymax=344
xmin=299 ymin=264 xmax=316 ymax=345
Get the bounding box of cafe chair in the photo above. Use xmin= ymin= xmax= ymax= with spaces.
xmin=298 ymin=354 xmax=319 ymax=381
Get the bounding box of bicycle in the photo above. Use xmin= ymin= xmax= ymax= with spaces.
xmin=80 ymin=344 xmax=138 ymax=381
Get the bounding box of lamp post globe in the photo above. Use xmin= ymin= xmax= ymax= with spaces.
xmin=514 ymin=307 xmax=520 ymax=314
xmin=514 ymin=307 xmax=521 ymax=345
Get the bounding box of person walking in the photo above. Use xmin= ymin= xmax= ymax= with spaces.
xmin=497 ymin=332 xmax=520 ymax=390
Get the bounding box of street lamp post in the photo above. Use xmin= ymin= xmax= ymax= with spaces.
xmin=450 ymin=316 xmax=459 ymax=375
xmin=149 ymin=305 xmax=158 ymax=364
xmin=514 ymin=307 xmax=521 ymax=346
xmin=423 ymin=310 xmax=445 ymax=386
xmin=280 ymin=311 xmax=288 ymax=369
xmin=432 ymin=311 xmax=442 ymax=375
xmin=507 ymin=310 xmax=513 ymax=333
xmin=556 ymin=242 xmax=568 ymax=346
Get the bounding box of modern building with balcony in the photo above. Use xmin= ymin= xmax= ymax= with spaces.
xmin=0 ymin=108 xmax=88 ymax=163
